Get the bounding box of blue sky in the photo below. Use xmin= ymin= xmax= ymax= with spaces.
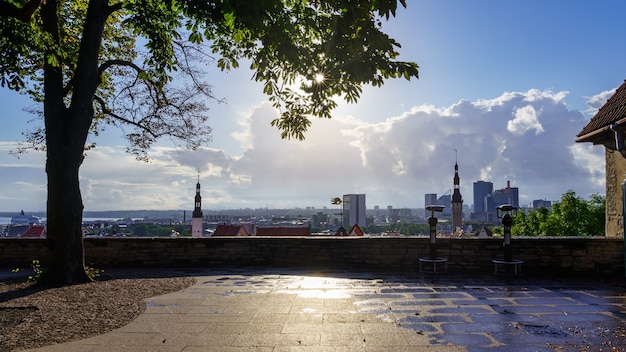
xmin=0 ymin=1 xmax=624 ymax=212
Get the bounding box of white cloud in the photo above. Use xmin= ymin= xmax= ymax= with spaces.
xmin=205 ymin=88 xmax=603 ymax=208
xmin=0 ymin=144 xmax=47 ymax=211
xmin=584 ymin=88 xmax=616 ymax=116
xmin=523 ymin=88 xmax=568 ymax=103
xmin=569 ymin=144 xmax=605 ymax=188
xmin=507 ymin=105 xmax=544 ymax=135
xmin=0 ymin=89 xmax=607 ymax=211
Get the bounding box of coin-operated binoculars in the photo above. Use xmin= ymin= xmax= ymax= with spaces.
xmin=419 ymin=205 xmax=447 ymax=273
xmin=496 ymin=204 xmax=516 ymax=262
xmin=426 ymin=205 xmax=445 ymax=259
xmin=493 ymin=204 xmax=524 ymax=275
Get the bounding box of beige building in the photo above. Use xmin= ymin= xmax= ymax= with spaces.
xmin=576 ymin=79 xmax=626 ymax=239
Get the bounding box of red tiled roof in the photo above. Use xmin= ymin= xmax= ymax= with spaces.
xmin=334 ymin=227 xmax=348 ymax=236
xmin=255 ymin=226 xmax=310 ymax=237
xmin=577 ymin=79 xmax=626 ymax=144
xmin=213 ymin=224 xmax=248 ymax=236
xmin=348 ymin=223 xmax=366 ymax=236
xmin=20 ymin=225 xmax=46 ymax=238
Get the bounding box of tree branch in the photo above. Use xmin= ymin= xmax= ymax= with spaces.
xmin=62 ymin=59 xmax=144 ymax=97
xmin=107 ymin=2 xmax=123 ymax=13
xmin=0 ymin=0 xmax=42 ymax=22
xmin=93 ymin=95 xmax=158 ymax=138
xmin=98 ymin=59 xmax=144 ymax=76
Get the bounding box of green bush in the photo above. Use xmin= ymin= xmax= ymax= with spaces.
xmin=512 ymin=191 xmax=605 ymax=236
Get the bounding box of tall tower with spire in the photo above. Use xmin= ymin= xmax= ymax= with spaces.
xmin=191 ymin=174 xmax=203 ymax=237
xmin=451 ymin=151 xmax=463 ymax=233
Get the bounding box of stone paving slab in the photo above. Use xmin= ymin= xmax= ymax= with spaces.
xmin=23 ymin=268 xmax=626 ymax=352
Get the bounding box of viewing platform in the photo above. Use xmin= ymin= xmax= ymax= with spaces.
xmin=5 ymin=267 xmax=624 ymax=351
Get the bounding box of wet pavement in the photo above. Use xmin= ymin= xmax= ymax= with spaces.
xmin=25 ymin=268 xmax=626 ymax=351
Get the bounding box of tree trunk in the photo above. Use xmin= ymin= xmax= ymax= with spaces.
xmin=45 ymin=108 xmax=92 ymax=284
xmin=42 ymin=0 xmax=110 ymax=284
xmin=39 ymin=0 xmax=88 ymax=284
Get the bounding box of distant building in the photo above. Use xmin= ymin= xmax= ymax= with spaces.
xmin=212 ymin=223 xmax=310 ymax=237
xmin=437 ymin=193 xmax=452 ymax=217
xmin=532 ymin=199 xmax=552 ymax=210
xmin=424 ymin=193 xmax=438 ymax=217
xmin=254 ymin=225 xmax=310 ymax=237
xmin=343 ymin=194 xmax=366 ymax=228
xmin=472 ymin=181 xmax=493 ymax=218
xmin=213 ymin=224 xmax=249 ymax=236
xmin=477 ymin=227 xmax=493 ymax=238
xmin=471 ymin=180 xmax=518 ymax=223
xmin=372 ymin=205 xmax=383 ymax=221
xmin=191 ymin=176 xmax=203 ymax=237
xmin=4 ymin=224 xmax=30 ymax=237
xmin=347 ymin=223 xmax=366 ymax=237
xmin=493 ymin=180 xmax=519 ymax=209
xmin=311 ymin=212 xmax=328 ymax=228
xmin=206 ymin=214 xmax=234 ymax=223
xmin=20 ymin=225 xmax=46 ymax=238
xmin=389 ymin=208 xmax=412 ymax=223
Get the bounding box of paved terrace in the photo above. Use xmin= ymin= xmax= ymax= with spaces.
xmin=24 ymin=268 xmax=626 ymax=352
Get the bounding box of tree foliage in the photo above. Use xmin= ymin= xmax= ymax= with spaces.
xmin=364 ymin=223 xmax=429 ymax=236
xmin=3 ymin=0 xmax=419 ymax=146
xmin=0 ymin=0 xmax=419 ymax=284
xmin=3 ymin=0 xmax=216 ymax=160
xmin=512 ymin=191 xmax=605 ymax=237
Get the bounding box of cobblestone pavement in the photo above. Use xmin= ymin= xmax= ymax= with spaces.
xmin=28 ymin=268 xmax=626 ymax=352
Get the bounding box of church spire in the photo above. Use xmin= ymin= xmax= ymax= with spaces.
xmin=192 ymin=172 xmax=203 ymax=237
xmin=452 ymin=149 xmax=462 ymax=203
xmin=451 ymin=150 xmax=463 ymax=233
xmin=192 ymin=173 xmax=202 ymax=218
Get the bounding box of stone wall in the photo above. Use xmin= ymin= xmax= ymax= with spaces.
xmin=1 ymin=237 xmax=623 ymax=275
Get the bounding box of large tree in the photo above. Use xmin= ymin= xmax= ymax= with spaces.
xmin=512 ymin=191 xmax=605 ymax=237
xmin=0 ymin=0 xmax=419 ymax=284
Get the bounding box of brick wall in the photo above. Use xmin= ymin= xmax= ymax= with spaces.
xmin=1 ymin=237 xmax=623 ymax=275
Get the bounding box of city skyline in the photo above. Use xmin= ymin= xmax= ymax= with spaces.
xmin=0 ymin=1 xmax=621 ymax=212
